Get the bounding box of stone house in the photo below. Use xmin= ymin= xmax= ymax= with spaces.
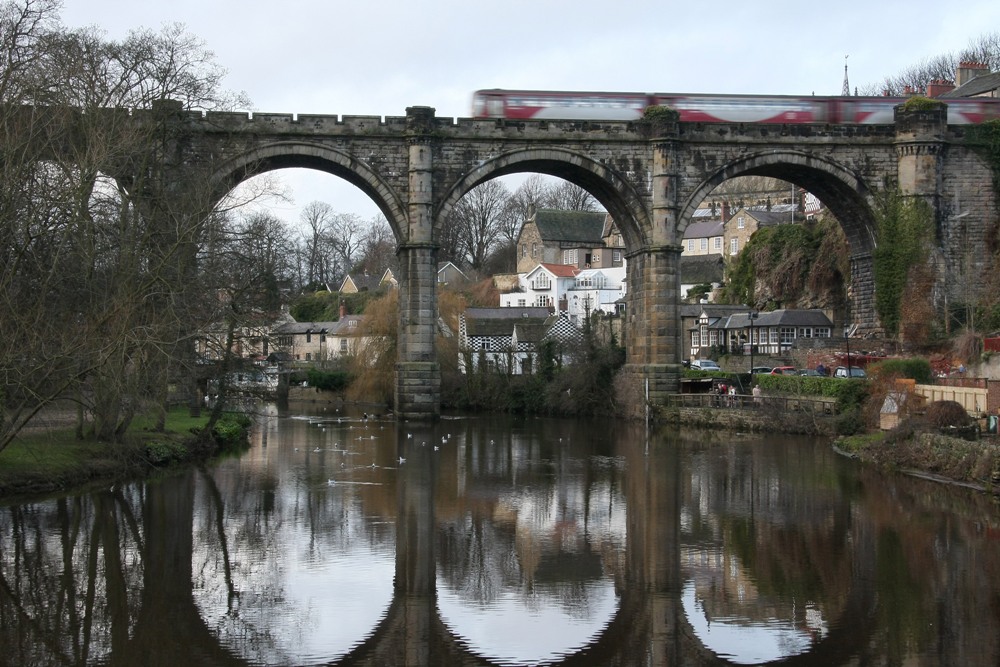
xmin=269 ymin=308 xmax=368 ymax=363
xmin=687 ymin=308 xmax=835 ymax=360
xmin=516 ymin=207 xmax=625 ymax=273
xmin=724 ymin=206 xmax=803 ymax=258
xmin=437 ymin=261 xmax=468 ymax=286
xmin=338 ymin=269 xmax=396 ymax=294
xmin=682 ymin=219 xmax=724 ymax=256
xmin=458 ymin=307 xmax=580 ymax=375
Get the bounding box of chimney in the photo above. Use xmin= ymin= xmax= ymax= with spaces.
xmin=339 ymin=300 xmax=346 ymax=320
xmin=956 ymin=61 xmax=990 ymax=87
xmin=721 ymin=201 xmax=731 ymax=222
xmin=926 ymin=79 xmax=955 ymax=98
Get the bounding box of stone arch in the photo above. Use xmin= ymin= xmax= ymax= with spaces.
xmin=679 ymin=149 xmax=882 ymax=330
xmin=210 ymin=141 xmax=408 ymax=239
xmin=680 ymin=149 xmax=879 ymax=256
xmin=436 ymin=147 xmax=652 ymax=252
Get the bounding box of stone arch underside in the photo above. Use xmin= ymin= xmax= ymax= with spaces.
xmin=679 ymin=149 xmax=882 ymax=328
xmin=436 ymin=148 xmax=653 ymax=252
xmin=210 ymin=141 xmax=408 ymax=239
xmin=680 ymin=150 xmax=879 ymax=257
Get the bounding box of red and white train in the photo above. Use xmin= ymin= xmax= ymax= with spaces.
xmin=471 ymin=89 xmax=1000 ymax=125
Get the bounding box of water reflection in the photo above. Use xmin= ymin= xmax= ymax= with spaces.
xmin=1 ymin=408 xmax=999 ymax=665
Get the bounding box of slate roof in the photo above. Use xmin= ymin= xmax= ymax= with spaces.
xmin=683 ymin=220 xmax=724 ymax=239
xmin=723 ymin=309 xmax=833 ymax=329
xmin=534 ymin=209 xmax=607 ymax=245
xmin=271 ymin=321 xmax=339 ymax=335
xmin=940 ymin=71 xmax=1000 ymax=98
xmin=463 ymin=307 xmax=556 ymax=338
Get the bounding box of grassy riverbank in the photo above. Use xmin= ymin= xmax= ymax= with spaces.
xmin=0 ymin=408 xmax=245 ymax=500
xmin=835 ymin=429 xmax=1000 ymax=493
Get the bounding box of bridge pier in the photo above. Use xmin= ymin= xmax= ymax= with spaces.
xmin=623 ymin=245 xmax=684 ymax=405
xmin=395 ymin=111 xmax=441 ymax=420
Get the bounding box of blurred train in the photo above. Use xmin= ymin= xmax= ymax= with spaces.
xmin=471 ymin=89 xmax=1000 ymax=125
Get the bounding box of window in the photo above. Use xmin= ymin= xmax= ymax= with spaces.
xmin=305 ymin=352 xmax=312 ymax=361
xmin=320 ymin=333 xmax=326 ymax=343
xmin=613 ymin=250 xmax=622 ymax=263
xmin=709 ymin=330 xmax=718 ymax=345
xmin=780 ymin=327 xmax=795 ymax=345
xmin=517 ymin=298 xmax=526 ymax=307
xmin=340 ymin=339 xmax=348 ymax=353
xmin=592 ymin=251 xmax=600 ymax=263
xmin=531 ymin=243 xmax=537 ymax=258
xmin=534 ymin=273 xmax=550 ymax=289
xmin=687 ymin=240 xmax=694 ymax=252
xmin=798 ymin=327 xmax=812 ymax=339
xmin=521 ymin=244 xmax=527 ymax=258
xmin=535 ymin=295 xmax=550 ymax=307
xmin=714 ymin=237 xmax=722 ymax=250
xmin=730 ymin=238 xmax=738 ymax=255
xmin=692 ymin=331 xmax=701 ymax=347
xmin=700 ymin=238 xmax=708 ymax=251
xmin=737 ymin=216 xmax=745 ymax=229
xmin=563 ymin=249 xmax=578 ymax=265
xmin=305 ymin=332 xmax=312 ymax=343
xmin=521 ymin=356 xmax=533 ymax=375
xmin=816 ymin=327 xmax=831 ymax=338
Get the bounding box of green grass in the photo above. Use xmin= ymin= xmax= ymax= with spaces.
xmin=0 ymin=407 xmax=211 ymax=498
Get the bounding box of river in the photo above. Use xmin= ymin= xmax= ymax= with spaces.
xmin=1 ymin=405 xmax=999 ymax=666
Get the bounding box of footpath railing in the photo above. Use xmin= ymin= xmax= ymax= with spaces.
xmin=665 ymin=393 xmax=837 ymax=414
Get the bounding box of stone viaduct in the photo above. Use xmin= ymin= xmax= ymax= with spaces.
xmin=151 ymin=102 xmax=995 ymax=418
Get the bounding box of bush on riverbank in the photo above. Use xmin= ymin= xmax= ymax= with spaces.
xmin=0 ymin=407 xmax=251 ymax=499
xmin=836 ymin=417 xmax=1000 ymax=491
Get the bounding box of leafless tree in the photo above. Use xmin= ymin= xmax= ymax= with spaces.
xmin=0 ymin=0 xmax=250 ymax=449
xmin=858 ymin=31 xmax=1000 ymax=96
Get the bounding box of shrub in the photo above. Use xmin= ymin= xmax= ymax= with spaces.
xmin=212 ymin=412 xmax=252 ymax=448
xmin=145 ymin=440 xmax=186 ymax=465
xmin=924 ymin=400 xmax=972 ymax=428
xmin=869 ymin=358 xmax=933 ymax=384
xmin=307 ymin=368 xmax=351 ymax=392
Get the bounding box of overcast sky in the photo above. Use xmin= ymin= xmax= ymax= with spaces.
xmin=58 ymin=0 xmax=1000 ymax=227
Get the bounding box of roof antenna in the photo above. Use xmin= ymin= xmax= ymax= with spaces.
xmin=842 ymin=55 xmax=851 ymax=96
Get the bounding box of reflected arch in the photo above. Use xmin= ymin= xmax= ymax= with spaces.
xmin=437 ymin=147 xmax=652 ymax=252
xmin=210 ymin=141 xmax=408 ymax=238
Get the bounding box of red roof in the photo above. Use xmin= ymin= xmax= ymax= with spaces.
xmin=539 ymin=263 xmax=580 ymax=278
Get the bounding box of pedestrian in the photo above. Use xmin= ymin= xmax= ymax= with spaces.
xmin=728 ymin=384 xmax=737 ymax=407
xmin=753 ymin=384 xmax=762 ymax=406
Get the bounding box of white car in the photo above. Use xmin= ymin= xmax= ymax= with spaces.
xmin=691 ymin=359 xmax=721 ymax=371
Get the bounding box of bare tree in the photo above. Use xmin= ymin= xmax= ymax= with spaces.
xmin=447 ymin=179 xmax=512 ymax=270
xmin=352 ymin=214 xmax=397 ymax=279
xmin=858 ymin=31 xmax=1000 ymax=96
xmin=299 ymin=201 xmax=333 ymax=289
xmin=0 ymin=1 xmax=251 ymax=449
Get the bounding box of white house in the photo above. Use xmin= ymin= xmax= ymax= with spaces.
xmin=499 ymin=263 xmax=579 ymax=311
xmin=458 ymin=307 xmax=580 ymax=375
xmin=564 ymin=266 xmax=627 ymax=323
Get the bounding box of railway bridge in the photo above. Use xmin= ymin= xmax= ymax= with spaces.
xmin=141 ymin=102 xmax=997 ymax=417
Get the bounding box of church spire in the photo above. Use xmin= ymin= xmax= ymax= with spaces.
xmin=842 ymin=55 xmax=850 ymax=96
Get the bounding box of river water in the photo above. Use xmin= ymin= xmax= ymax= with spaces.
xmin=2 ymin=405 xmax=1000 ymax=666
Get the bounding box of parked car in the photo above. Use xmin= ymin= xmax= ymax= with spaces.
xmin=750 ymin=366 xmax=773 ymax=374
xmin=798 ymin=368 xmax=825 ymax=377
xmin=834 ymin=366 xmax=867 ymax=378
xmin=770 ymin=366 xmax=797 ymax=375
xmin=691 ymin=359 xmax=721 ymax=371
